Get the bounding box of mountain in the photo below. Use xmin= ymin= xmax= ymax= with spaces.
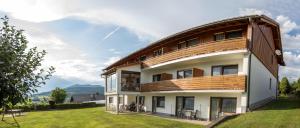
xmin=35 ymin=84 xmax=104 ymax=97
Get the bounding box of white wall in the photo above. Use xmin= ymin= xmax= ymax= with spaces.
xmin=249 ymin=54 xmax=277 ymax=106
xmin=142 ymin=92 xmax=245 ymax=120
xmin=141 ymin=57 xmax=246 ymax=84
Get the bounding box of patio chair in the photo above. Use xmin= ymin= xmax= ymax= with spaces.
xmin=195 ymin=110 xmax=201 ymax=120
xmin=176 ymin=110 xmax=183 ymax=118
xmin=183 ymin=111 xmax=192 ymax=120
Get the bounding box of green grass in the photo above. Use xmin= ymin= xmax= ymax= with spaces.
xmin=0 ymin=107 xmax=202 ymax=128
xmin=217 ymin=98 xmax=300 ymax=128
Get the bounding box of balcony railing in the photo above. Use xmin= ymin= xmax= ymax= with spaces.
xmin=140 ymin=75 xmax=246 ymax=92
xmin=121 ymin=84 xmax=140 ymax=92
xmin=142 ymin=38 xmax=247 ymax=68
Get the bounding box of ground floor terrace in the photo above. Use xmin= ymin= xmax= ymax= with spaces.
xmin=105 ymin=91 xmax=247 ymax=121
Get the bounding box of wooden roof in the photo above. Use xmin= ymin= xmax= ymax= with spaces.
xmin=103 ymin=15 xmax=284 ymax=72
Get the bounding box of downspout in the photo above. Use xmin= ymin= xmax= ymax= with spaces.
xmin=246 ymin=17 xmax=253 ymax=112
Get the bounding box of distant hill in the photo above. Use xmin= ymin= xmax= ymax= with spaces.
xmin=35 ymin=84 xmax=104 ymax=97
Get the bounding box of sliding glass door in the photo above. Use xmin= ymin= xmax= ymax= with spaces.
xmin=210 ymin=97 xmax=237 ymax=121
xmin=176 ymin=96 xmax=194 ymax=116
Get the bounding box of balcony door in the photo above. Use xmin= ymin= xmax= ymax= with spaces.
xmin=210 ymin=97 xmax=237 ymax=121
xmin=176 ymin=96 xmax=194 ymax=116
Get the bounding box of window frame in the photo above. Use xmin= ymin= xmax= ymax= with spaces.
xmin=225 ymin=30 xmax=243 ymax=39
xmin=140 ymin=55 xmax=147 ymax=61
xmin=211 ymin=65 xmax=238 ymax=76
xmin=214 ymin=32 xmax=225 ymax=41
xmin=153 ymin=48 xmax=163 ymax=57
xmin=177 ymin=69 xmax=193 ymax=79
xmin=186 ymin=38 xmax=199 ymax=47
xmin=156 ymin=96 xmax=165 ymax=108
xmin=152 ymin=74 xmax=162 ymax=82
xmin=108 ymin=97 xmax=113 ymax=104
xmin=269 ymin=78 xmax=272 ymax=90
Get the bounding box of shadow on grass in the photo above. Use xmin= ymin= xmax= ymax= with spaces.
xmin=1 ymin=120 xmax=20 ymax=128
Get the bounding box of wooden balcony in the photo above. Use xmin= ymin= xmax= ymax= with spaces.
xmin=142 ymin=38 xmax=247 ymax=68
xmin=140 ymin=75 xmax=246 ymax=92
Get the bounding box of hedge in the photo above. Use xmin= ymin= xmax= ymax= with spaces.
xmin=11 ymin=102 xmax=104 ymax=112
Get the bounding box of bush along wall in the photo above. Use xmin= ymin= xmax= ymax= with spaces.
xmin=12 ymin=102 xmax=104 ymax=112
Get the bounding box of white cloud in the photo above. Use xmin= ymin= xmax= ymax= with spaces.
xmin=276 ymin=15 xmax=299 ymax=33
xmin=104 ymin=56 xmax=121 ymax=66
xmin=239 ymin=8 xmax=272 ymax=17
xmin=108 ymin=48 xmax=121 ymax=54
xmin=19 ymin=22 xmax=103 ymax=84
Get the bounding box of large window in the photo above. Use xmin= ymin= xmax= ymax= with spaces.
xmin=212 ymin=65 xmax=238 ymax=76
xmin=214 ymin=33 xmax=225 ymax=41
xmin=153 ymin=74 xmax=161 ymax=82
xmin=186 ymin=38 xmax=199 ymax=47
xmin=106 ymin=73 xmax=117 ymax=92
xmin=177 ymin=42 xmax=186 ymax=50
xmin=140 ymin=55 xmax=147 ymax=61
xmin=156 ymin=96 xmax=165 ymax=108
xmin=221 ymin=98 xmax=237 ymax=113
xmin=121 ymin=71 xmax=140 ymax=91
xmin=214 ymin=30 xmax=243 ymax=41
xmin=177 ymin=39 xmax=199 ymax=50
xmin=183 ymin=97 xmax=194 ymax=110
xmin=153 ymin=48 xmax=163 ymax=57
xmin=177 ymin=69 xmax=193 ymax=79
xmin=226 ymin=30 xmax=243 ymax=39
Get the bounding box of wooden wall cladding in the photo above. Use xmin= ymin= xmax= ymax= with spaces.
xmin=141 ymin=75 xmax=246 ymax=92
xmin=193 ymin=68 xmax=204 ymax=77
xmin=251 ymin=23 xmax=278 ymax=77
xmin=142 ymin=38 xmax=247 ymax=68
xmin=161 ymin=73 xmax=173 ymax=81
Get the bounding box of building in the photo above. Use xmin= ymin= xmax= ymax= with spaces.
xmin=102 ymin=15 xmax=284 ymax=121
xmin=70 ymin=93 xmax=105 ymax=104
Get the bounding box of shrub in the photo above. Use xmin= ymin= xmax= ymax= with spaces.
xmin=295 ymin=88 xmax=300 ymax=98
xmin=11 ymin=102 xmax=103 ymax=112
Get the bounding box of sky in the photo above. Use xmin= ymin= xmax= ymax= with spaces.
xmin=0 ymin=0 xmax=300 ymax=93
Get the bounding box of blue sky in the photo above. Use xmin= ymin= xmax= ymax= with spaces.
xmin=0 ymin=0 xmax=300 ymax=92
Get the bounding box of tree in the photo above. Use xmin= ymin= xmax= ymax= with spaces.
xmin=0 ymin=16 xmax=55 ymax=121
xmin=279 ymin=77 xmax=291 ymax=95
xmin=51 ymin=87 xmax=67 ymax=104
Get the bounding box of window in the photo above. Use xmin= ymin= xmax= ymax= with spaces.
xmin=226 ymin=30 xmax=242 ymax=39
xmin=177 ymin=42 xmax=186 ymax=50
xmin=212 ymin=65 xmax=238 ymax=76
xmin=106 ymin=73 xmax=117 ymax=92
xmin=177 ymin=70 xmax=184 ymax=79
xmin=140 ymin=55 xmax=147 ymax=61
xmin=183 ymin=97 xmax=194 ymax=110
xmin=269 ymin=78 xmax=272 ymax=90
xmin=153 ymin=74 xmax=161 ymax=82
xmin=214 ymin=33 xmax=225 ymax=41
xmin=177 ymin=69 xmax=193 ymax=79
xmin=186 ymin=38 xmax=199 ymax=47
xmin=221 ymin=98 xmax=237 ymax=113
xmin=109 ymin=97 xmax=113 ymax=104
xmin=154 ymin=48 xmax=163 ymax=57
xmin=223 ymin=65 xmax=238 ymax=75
xmin=212 ymin=66 xmax=222 ymax=76
xmin=156 ymin=96 xmax=165 ymax=107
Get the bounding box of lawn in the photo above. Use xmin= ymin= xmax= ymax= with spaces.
xmin=0 ymin=107 xmax=202 ymax=128
xmin=217 ymin=98 xmax=300 ymax=128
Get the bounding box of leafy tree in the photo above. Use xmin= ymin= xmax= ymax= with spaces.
xmin=0 ymin=16 xmax=55 ymax=121
xmin=279 ymin=77 xmax=291 ymax=95
xmin=51 ymin=87 xmax=67 ymax=104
